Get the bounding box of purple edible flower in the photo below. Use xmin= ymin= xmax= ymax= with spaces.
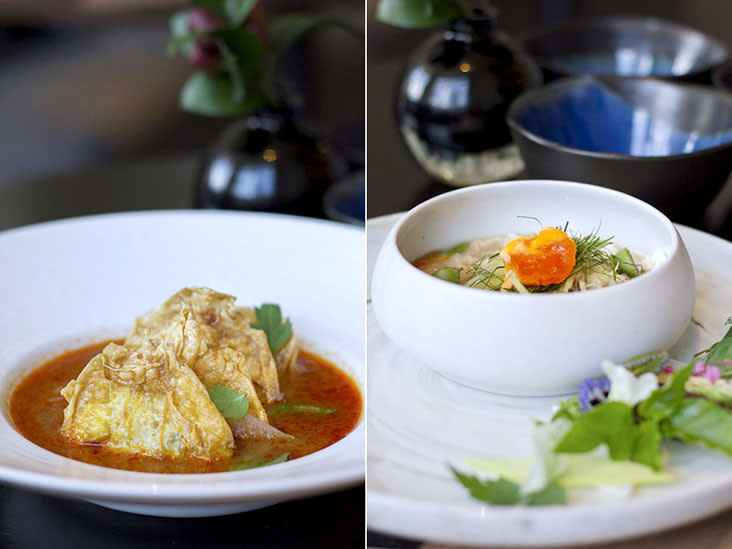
xmin=692 ymin=362 xmax=721 ymax=383
xmin=578 ymin=377 xmax=611 ymax=412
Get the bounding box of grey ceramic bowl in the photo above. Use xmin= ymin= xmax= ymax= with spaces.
xmin=521 ymin=16 xmax=728 ymax=83
xmin=507 ymin=76 xmax=732 ymax=226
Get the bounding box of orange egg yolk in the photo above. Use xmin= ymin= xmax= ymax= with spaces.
xmin=500 ymin=227 xmax=577 ymax=286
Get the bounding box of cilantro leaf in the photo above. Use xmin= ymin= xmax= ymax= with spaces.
xmin=666 ymin=398 xmax=732 ymax=457
xmin=554 ymin=402 xmax=636 ymax=460
xmin=525 ymin=482 xmax=566 ymax=506
xmin=637 ymin=365 xmax=693 ymax=422
xmin=208 ymin=386 xmax=249 ymax=419
xmin=632 ymin=420 xmax=663 ymax=471
xmin=270 ymin=404 xmax=336 ymax=415
xmin=252 ymin=304 xmax=292 ymax=354
xmin=451 ymin=467 xmax=521 ymax=505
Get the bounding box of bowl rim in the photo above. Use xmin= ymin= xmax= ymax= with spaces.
xmin=506 ymin=75 xmax=732 ymax=161
xmin=387 ymin=179 xmax=682 ymax=301
xmin=519 ymin=15 xmax=729 ymax=80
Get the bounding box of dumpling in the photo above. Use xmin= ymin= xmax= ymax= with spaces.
xmin=60 ymin=337 xmax=233 ymax=460
xmin=131 ymin=287 xmax=282 ymax=404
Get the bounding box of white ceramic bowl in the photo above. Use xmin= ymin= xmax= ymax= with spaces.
xmin=371 ymin=180 xmax=695 ymax=395
xmin=0 ymin=211 xmax=364 ymax=517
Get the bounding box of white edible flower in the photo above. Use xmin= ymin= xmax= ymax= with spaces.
xmin=522 ymin=417 xmax=572 ymax=494
xmin=601 ymin=360 xmax=658 ymax=406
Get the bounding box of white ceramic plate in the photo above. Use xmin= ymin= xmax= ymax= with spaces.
xmin=0 ymin=211 xmax=364 ymax=517
xmin=367 ymin=213 xmax=732 ymax=547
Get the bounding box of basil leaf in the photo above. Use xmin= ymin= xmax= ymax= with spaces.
xmin=637 ymin=365 xmax=693 ymax=421
xmin=555 ymin=402 xmax=636 ymax=460
xmin=376 ymin=0 xmax=467 ymax=28
xmin=706 ymin=325 xmax=732 ymax=367
xmin=270 ymin=404 xmax=335 ymax=415
xmin=208 ymin=386 xmax=249 ymax=419
xmin=451 ymin=467 xmax=521 ymax=505
xmin=525 ymin=482 xmax=566 ymax=506
xmin=632 ymin=420 xmax=662 ymax=471
xmin=667 ymin=398 xmax=732 ymax=457
xmin=252 ymin=304 xmax=293 ymax=354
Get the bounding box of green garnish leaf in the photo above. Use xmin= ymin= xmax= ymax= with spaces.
xmin=230 ymin=452 xmax=290 ymax=471
xmin=637 ymin=365 xmax=693 ymax=422
xmin=555 ymin=402 xmax=636 ymax=460
xmin=632 ymin=420 xmax=663 ymax=471
xmin=551 ymin=396 xmax=581 ymax=422
xmin=525 ymin=482 xmax=566 ymax=506
xmin=705 ymin=325 xmax=732 ymax=367
xmin=208 ymin=386 xmax=249 ymax=419
xmin=666 ymin=398 xmax=732 ymax=457
xmin=624 ymin=351 xmax=669 ymax=376
xmin=433 ymin=267 xmax=461 ymax=284
xmin=252 ymin=304 xmax=293 ymax=354
xmin=451 ymin=467 xmax=521 ymax=505
xmin=445 ymin=242 xmax=469 ymax=255
xmin=270 ymin=404 xmax=336 ymax=415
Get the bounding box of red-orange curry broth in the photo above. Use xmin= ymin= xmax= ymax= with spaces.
xmin=9 ymin=340 xmax=362 ymax=474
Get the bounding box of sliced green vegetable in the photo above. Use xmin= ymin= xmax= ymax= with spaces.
xmin=230 ymin=452 xmax=290 ymax=471
xmin=667 ymin=398 xmax=732 ymax=457
xmin=685 ymin=376 xmax=732 ymax=405
xmin=466 ymin=455 xmax=674 ymax=488
xmin=208 ymin=386 xmax=249 ymax=419
xmin=252 ymin=304 xmax=293 ymax=354
xmin=270 ymin=404 xmax=336 ymax=415
xmin=624 ymin=351 xmax=669 ymax=376
xmin=613 ymin=248 xmax=639 ymax=277
xmin=433 ymin=267 xmax=460 ymax=284
xmin=445 ymin=242 xmax=469 ymax=255
xmin=554 ymin=402 xmax=636 ymax=460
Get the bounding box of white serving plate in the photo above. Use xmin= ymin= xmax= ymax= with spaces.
xmin=0 ymin=211 xmax=364 ymax=517
xmin=367 ymin=213 xmax=732 ymax=546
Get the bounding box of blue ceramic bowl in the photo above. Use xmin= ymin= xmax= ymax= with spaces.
xmin=521 ymin=17 xmax=728 ymax=82
xmin=507 ymin=76 xmax=732 ymax=225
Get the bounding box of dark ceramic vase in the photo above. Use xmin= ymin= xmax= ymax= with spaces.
xmin=195 ymin=108 xmax=343 ymax=217
xmin=396 ymin=8 xmax=541 ymax=187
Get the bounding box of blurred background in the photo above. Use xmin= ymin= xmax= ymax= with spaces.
xmin=367 ymin=0 xmax=732 ymax=228
xmin=0 ymin=0 xmax=364 ymax=227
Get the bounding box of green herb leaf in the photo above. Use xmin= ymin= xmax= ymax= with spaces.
xmin=270 ymin=404 xmax=335 ymax=415
xmin=637 ymin=365 xmax=693 ymax=422
xmin=555 ymin=402 xmax=636 ymax=460
xmin=632 ymin=420 xmax=663 ymax=471
xmin=451 ymin=467 xmax=521 ymax=505
xmin=208 ymin=386 xmax=249 ymax=419
xmin=433 ymin=267 xmax=461 ymax=284
xmin=376 ymin=0 xmax=468 ymax=28
xmin=525 ymin=482 xmax=566 ymax=506
xmin=252 ymin=304 xmax=293 ymax=354
xmin=551 ymin=396 xmax=582 ymax=422
xmin=230 ymin=452 xmax=289 ymax=471
xmin=706 ymin=325 xmax=732 ymax=367
xmin=666 ymin=398 xmax=732 ymax=457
